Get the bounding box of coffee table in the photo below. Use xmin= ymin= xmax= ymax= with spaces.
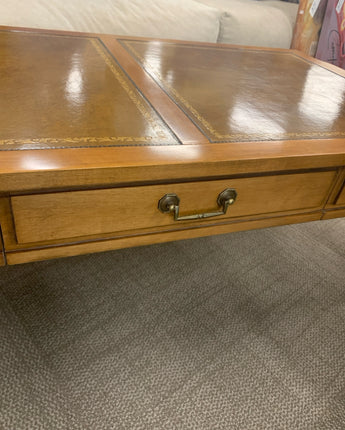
xmin=0 ymin=27 xmax=345 ymax=265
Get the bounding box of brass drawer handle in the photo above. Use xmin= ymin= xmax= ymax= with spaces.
xmin=158 ymin=188 xmax=237 ymax=221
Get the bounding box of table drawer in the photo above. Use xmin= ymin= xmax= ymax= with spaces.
xmin=10 ymin=170 xmax=336 ymax=244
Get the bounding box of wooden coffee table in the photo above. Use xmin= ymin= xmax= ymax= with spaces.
xmin=1 ymin=27 xmax=345 ymax=265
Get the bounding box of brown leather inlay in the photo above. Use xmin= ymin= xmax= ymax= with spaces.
xmin=121 ymin=40 xmax=345 ymax=143
xmin=0 ymin=32 xmax=179 ymax=150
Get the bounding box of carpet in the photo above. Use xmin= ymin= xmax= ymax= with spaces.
xmin=1 ymin=219 xmax=345 ymax=429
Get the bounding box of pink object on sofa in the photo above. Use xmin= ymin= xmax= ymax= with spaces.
xmin=316 ymin=0 xmax=345 ymax=68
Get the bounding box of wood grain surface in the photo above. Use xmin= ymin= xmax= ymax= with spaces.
xmin=5 ymin=212 xmax=323 ymax=266
xmin=336 ymin=185 xmax=345 ymax=206
xmin=323 ymin=208 xmax=345 ymax=220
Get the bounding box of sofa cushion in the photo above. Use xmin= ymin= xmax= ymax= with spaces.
xmin=0 ymin=0 xmax=222 ymax=43
xmin=197 ymin=0 xmax=293 ymax=48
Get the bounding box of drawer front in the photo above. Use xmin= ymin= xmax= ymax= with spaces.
xmin=11 ymin=171 xmax=336 ymax=244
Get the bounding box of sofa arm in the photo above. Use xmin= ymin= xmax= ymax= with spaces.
xmin=262 ymin=0 xmax=299 ymax=29
xmin=196 ymin=0 xmax=295 ymax=48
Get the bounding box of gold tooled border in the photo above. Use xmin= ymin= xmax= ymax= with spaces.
xmin=91 ymin=39 xmax=170 ymax=140
xmin=122 ymin=40 xmax=222 ymax=140
xmin=122 ymin=40 xmax=345 ymax=143
xmin=0 ymin=136 xmax=155 ymax=146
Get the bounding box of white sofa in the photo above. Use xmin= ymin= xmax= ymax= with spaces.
xmin=0 ymin=0 xmax=298 ymax=48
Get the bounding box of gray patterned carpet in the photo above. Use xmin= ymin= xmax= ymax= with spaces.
xmin=1 ymin=219 xmax=345 ymax=430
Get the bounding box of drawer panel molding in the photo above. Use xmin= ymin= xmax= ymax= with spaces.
xmin=10 ymin=171 xmax=336 ymax=245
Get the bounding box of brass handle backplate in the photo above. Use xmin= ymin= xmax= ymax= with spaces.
xmin=158 ymin=188 xmax=237 ymax=221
